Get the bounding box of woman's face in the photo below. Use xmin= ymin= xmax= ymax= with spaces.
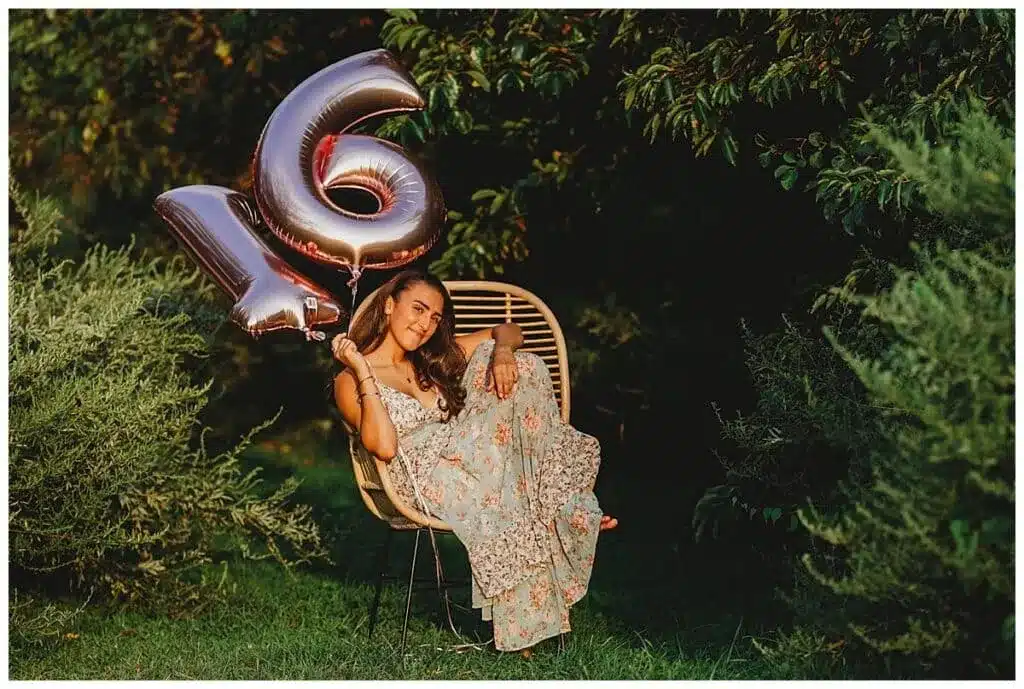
xmin=386 ymin=281 xmax=445 ymax=352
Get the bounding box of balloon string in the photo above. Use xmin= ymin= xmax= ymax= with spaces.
xmin=347 ymin=265 xmax=362 ymax=321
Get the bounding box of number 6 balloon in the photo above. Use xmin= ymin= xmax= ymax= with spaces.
xmin=253 ymin=48 xmax=446 ymax=284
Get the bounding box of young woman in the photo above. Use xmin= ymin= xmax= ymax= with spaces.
xmin=332 ymin=270 xmax=617 ymax=654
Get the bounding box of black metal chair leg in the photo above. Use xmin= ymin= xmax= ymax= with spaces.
xmin=367 ymin=527 xmax=393 ymax=639
xmin=400 ymin=528 xmax=422 ymax=657
xmin=429 ymin=532 xmax=456 ymax=630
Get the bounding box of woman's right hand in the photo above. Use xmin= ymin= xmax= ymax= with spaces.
xmin=331 ymin=333 xmax=368 ymax=374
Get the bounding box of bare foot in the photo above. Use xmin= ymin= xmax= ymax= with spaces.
xmin=599 ymin=515 xmax=619 ymax=531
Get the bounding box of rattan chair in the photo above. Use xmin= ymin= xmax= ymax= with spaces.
xmin=342 ymin=280 xmax=571 ymax=654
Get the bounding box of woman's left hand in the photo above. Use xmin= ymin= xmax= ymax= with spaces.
xmin=487 ymin=345 xmax=518 ymax=400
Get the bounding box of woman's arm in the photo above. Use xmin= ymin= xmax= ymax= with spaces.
xmin=332 ymin=336 xmax=399 ymax=461
xmin=456 ymin=322 xmax=524 ymax=359
xmin=487 ymin=323 xmax=523 ymax=399
xmin=454 ymin=323 xmax=524 ymax=399
xmin=334 ymin=369 xmax=398 ymax=461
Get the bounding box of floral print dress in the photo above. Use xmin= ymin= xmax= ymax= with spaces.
xmin=376 ymin=340 xmax=604 ymax=651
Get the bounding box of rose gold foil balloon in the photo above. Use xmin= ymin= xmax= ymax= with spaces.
xmin=252 ymin=48 xmax=446 ymax=278
xmin=154 ymin=185 xmax=344 ymax=340
xmin=153 ymin=49 xmax=442 ymax=341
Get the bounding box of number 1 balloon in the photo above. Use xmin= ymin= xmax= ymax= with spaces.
xmin=252 ymin=48 xmax=446 ymax=292
xmin=154 ymin=185 xmax=343 ymax=340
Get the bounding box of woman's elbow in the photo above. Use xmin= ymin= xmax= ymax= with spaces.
xmin=365 ymin=436 xmax=398 ymax=462
xmin=498 ymin=322 xmax=525 ymax=347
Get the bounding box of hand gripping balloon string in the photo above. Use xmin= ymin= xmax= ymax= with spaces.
xmin=306 ymin=268 xmax=360 ymax=343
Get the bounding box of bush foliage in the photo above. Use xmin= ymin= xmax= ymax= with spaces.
xmin=713 ymin=100 xmax=1014 ymax=678
xmin=8 ymin=179 xmax=327 ymax=642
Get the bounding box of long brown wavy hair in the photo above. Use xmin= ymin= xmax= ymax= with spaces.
xmin=348 ymin=270 xmax=468 ymax=419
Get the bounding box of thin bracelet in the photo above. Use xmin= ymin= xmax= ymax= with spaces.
xmin=359 ymin=391 xmax=380 ymax=402
xmin=357 ymin=374 xmax=374 ymax=388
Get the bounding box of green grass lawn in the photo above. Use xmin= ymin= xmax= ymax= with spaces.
xmin=11 ymin=560 xmax=783 ymax=681
xmin=9 ymin=421 xmax=815 ymax=680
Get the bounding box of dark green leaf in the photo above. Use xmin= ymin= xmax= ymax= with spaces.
xmin=471 ymin=189 xmax=498 ymax=201
xmin=407 ymin=117 xmax=425 ymax=143
xmin=841 ymin=212 xmax=856 ymax=235
xmin=496 ymin=71 xmax=514 ymax=95
xmin=466 ymin=70 xmax=490 ymax=92
xmin=721 ymin=133 xmax=737 ymax=166
xmin=386 ymin=8 xmax=417 ymax=22
xmin=776 ymin=26 xmax=793 ymax=53
xmin=877 ymin=179 xmax=892 ymax=209
xmin=510 ymin=40 xmax=528 ymax=62
xmin=774 ymin=164 xmax=794 ymax=180
xmin=428 ymin=82 xmax=444 ymax=112
xmin=442 ymin=73 xmax=461 ymax=107
xmin=780 ymin=167 xmax=799 ymax=190
xmin=623 ymin=87 xmax=636 ymax=111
